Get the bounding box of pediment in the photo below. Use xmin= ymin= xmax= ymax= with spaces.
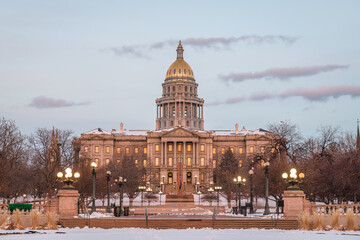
xmin=162 ymin=127 xmax=198 ymax=138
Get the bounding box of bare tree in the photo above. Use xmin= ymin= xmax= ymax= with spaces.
xmin=27 ymin=127 xmax=74 ymax=197
xmin=268 ymin=120 xmax=302 ymax=164
xmin=0 ymin=118 xmax=28 ymax=201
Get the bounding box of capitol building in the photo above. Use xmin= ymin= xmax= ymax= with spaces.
xmin=74 ymin=42 xmax=275 ymax=193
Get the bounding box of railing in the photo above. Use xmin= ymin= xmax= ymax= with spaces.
xmin=313 ymin=204 xmax=360 ymax=215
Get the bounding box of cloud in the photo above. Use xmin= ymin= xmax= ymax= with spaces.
xmin=106 ymin=35 xmax=299 ymax=58
xmin=106 ymin=46 xmax=149 ymax=59
xmin=29 ymin=96 xmax=90 ymax=109
xmin=279 ymin=85 xmax=360 ymax=101
xmin=206 ymin=85 xmax=360 ymax=105
xmin=219 ymin=65 xmax=349 ymax=82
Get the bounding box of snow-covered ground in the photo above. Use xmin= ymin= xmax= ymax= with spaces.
xmin=1 ymin=228 xmax=359 ymax=240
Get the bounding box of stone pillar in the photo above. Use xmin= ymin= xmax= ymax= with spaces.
xmin=57 ymin=189 xmax=80 ymax=218
xmin=283 ymin=190 xmax=306 ymax=219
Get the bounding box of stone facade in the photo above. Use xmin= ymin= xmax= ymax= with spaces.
xmin=74 ymin=42 xmax=276 ymax=193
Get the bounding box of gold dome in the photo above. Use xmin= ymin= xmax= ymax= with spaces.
xmin=165 ymin=41 xmax=195 ymax=81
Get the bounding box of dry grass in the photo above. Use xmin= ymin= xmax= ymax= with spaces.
xmin=331 ymin=209 xmax=340 ymax=231
xmin=45 ymin=211 xmax=58 ymax=230
xmin=30 ymin=209 xmax=40 ymax=230
xmin=313 ymin=211 xmax=324 ymax=231
xmin=299 ymin=211 xmax=311 ymax=230
xmin=14 ymin=209 xmax=25 ymax=230
xmin=346 ymin=209 xmax=355 ymax=231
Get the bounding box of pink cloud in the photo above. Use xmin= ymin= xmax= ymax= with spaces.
xmin=219 ymin=65 xmax=349 ymax=82
xmin=207 ymin=85 xmax=360 ymax=106
xmin=29 ymin=96 xmax=90 ymax=109
xmin=279 ymin=85 xmax=360 ymax=101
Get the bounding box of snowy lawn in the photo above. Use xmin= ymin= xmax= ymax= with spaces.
xmin=1 ymin=228 xmax=360 ymax=240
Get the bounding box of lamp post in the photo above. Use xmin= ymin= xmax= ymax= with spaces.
xmin=208 ymin=187 xmax=214 ymax=206
xmin=197 ymin=191 xmax=201 ymax=205
xmin=263 ymin=161 xmax=270 ymax=215
xmin=248 ymin=169 xmax=254 ymax=213
xmin=115 ymin=176 xmax=127 ymax=216
xmin=214 ymin=186 xmax=222 ymax=206
xmin=106 ymin=171 xmax=111 ymax=213
xmin=160 ymin=181 xmax=164 ymax=193
xmin=138 ymin=186 xmax=146 ymax=207
xmin=90 ymin=162 xmax=97 ymax=214
xmin=146 ymin=186 xmax=152 ymax=206
xmin=233 ymin=176 xmax=246 ymax=213
xmin=159 ymin=191 xmax=163 ymax=205
xmin=56 ymin=167 xmax=80 ymax=189
xmin=195 ymin=181 xmax=200 ymax=193
xmin=282 ymin=168 xmax=305 ymax=190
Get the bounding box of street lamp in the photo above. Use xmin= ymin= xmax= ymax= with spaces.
xmin=208 ymin=187 xmax=214 ymax=206
xmin=159 ymin=191 xmax=163 ymax=205
xmin=282 ymin=168 xmax=305 ymax=190
xmin=106 ymin=171 xmax=111 ymax=213
xmin=138 ymin=186 xmax=146 ymax=207
xmin=233 ymin=176 xmax=246 ymax=214
xmin=197 ymin=191 xmax=201 ymax=205
xmin=195 ymin=181 xmax=200 ymax=193
xmin=90 ymin=162 xmax=97 ymax=214
xmin=146 ymin=187 xmax=152 ymax=206
xmin=263 ymin=161 xmax=270 ymax=215
xmin=214 ymin=186 xmax=222 ymax=206
xmin=248 ymin=169 xmax=254 ymax=213
xmin=160 ymin=181 xmax=164 ymax=193
xmin=56 ymin=167 xmax=80 ymax=189
xmin=115 ymin=176 xmax=127 ymax=216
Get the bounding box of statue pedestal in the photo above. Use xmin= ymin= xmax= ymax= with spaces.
xmin=57 ymin=189 xmax=80 ymax=218
xmin=283 ymin=190 xmax=306 ymax=219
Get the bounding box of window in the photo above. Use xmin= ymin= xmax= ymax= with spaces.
xmin=95 ymin=158 xmax=99 ymax=165
xmin=117 ymin=159 xmax=121 ymax=164
xmin=168 ymin=157 xmax=173 ymax=166
xmin=185 ymin=86 xmax=187 ymax=91
xmin=126 ymin=147 xmax=130 ymax=154
xmin=200 ymin=157 xmax=205 ymax=166
xmin=177 ymin=144 xmax=181 ymax=152
xmin=200 ymin=144 xmax=205 ymax=152
xmin=143 ymin=159 xmax=147 ymax=167
xmin=168 ymin=144 xmax=173 ymax=152
xmin=213 ymin=147 xmax=216 ymax=154
xmin=230 ymin=147 xmax=234 ymax=153
xmin=155 ymin=157 xmax=159 ymax=166
xmin=135 ymin=159 xmax=138 ymax=166
xmin=106 ymin=158 xmax=110 ymax=165
xmin=260 ymin=146 xmax=265 ymax=153
xmin=144 ymin=147 xmax=147 ymax=154
xmin=249 ymin=146 xmax=254 ymax=154
xmin=95 ymin=146 xmax=99 ymax=153
xmin=221 ymin=147 xmax=225 ymax=154
xmin=155 ymin=144 xmax=159 ymax=152
xmin=213 ymin=160 xmax=216 ymax=169
xmin=200 ymin=172 xmax=205 ymax=181
xmin=179 ymin=69 xmax=181 ymax=74
xmin=173 ymin=86 xmax=175 ymax=91
xmin=187 ymin=157 xmax=191 ymax=166
xmin=105 ymin=146 xmax=110 ymax=153
xmin=135 ymin=147 xmax=139 ymax=154
xmin=239 ymin=160 xmax=243 ymax=167
xmin=271 ymin=147 xmax=276 ymax=153
xmin=84 ymin=146 xmax=88 ymax=153
xmin=117 ymin=147 xmax=121 ymax=154
xmin=155 ymin=172 xmax=159 ymax=181
xmin=239 ymin=147 xmax=243 ymax=154
xmin=187 ymin=144 xmax=191 ymax=152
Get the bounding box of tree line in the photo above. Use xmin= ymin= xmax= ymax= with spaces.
xmin=1 ymin=117 xmax=359 ymax=206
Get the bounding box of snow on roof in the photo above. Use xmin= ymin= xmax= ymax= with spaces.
xmin=212 ymin=128 xmax=269 ymax=136
xmin=83 ymin=128 xmax=148 ymax=136
xmin=83 ymin=128 xmax=112 ymax=135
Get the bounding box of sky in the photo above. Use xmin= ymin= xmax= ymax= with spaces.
xmin=1 ymin=0 xmax=359 ymax=137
